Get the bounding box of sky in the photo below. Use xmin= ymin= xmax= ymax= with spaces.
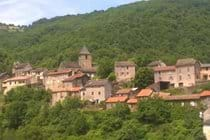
xmin=0 ymin=0 xmax=140 ymax=25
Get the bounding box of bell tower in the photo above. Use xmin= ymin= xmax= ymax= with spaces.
xmin=79 ymin=46 xmax=92 ymax=69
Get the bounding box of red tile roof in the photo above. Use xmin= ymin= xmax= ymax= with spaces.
xmin=116 ymin=88 xmax=132 ymax=95
xmin=3 ymin=76 xmax=31 ymax=82
xmin=163 ymin=94 xmax=200 ymax=101
xmin=136 ymin=88 xmax=153 ymax=97
xmin=200 ymin=90 xmax=210 ymax=97
xmin=51 ymin=87 xmax=81 ymax=93
xmin=47 ymin=69 xmax=72 ymax=76
xmin=153 ymin=66 xmax=176 ymax=72
xmin=63 ymin=73 xmax=86 ymax=82
xmin=127 ymin=98 xmax=138 ymax=104
xmin=106 ymin=96 xmax=128 ymax=103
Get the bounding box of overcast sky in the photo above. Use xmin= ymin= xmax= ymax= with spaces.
xmin=0 ymin=0 xmax=140 ymax=25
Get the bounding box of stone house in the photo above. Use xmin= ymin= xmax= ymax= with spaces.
xmin=154 ymin=66 xmax=176 ymax=87
xmin=51 ymin=87 xmax=81 ymax=105
xmin=115 ymin=61 xmax=136 ymax=82
xmin=200 ymin=64 xmax=210 ymax=80
xmin=44 ymin=69 xmax=73 ymax=90
xmin=105 ymin=96 xmax=128 ymax=109
xmin=153 ymin=58 xmax=201 ymax=88
xmin=81 ymin=79 xmax=112 ymax=103
xmin=12 ymin=62 xmax=32 ymax=77
xmin=115 ymin=88 xmax=135 ymax=98
xmin=2 ymin=76 xmax=32 ymax=95
xmin=175 ymin=58 xmax=200 ymax=87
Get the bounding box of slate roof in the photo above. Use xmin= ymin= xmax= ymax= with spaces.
xmin=47 ymin=69 xmax=72 ymax=76
xmin=201 ymin=64 xmax=210 ymax=68
xmin=63 ymin=73 xmax=86 ymax=82
xmin=153 ymin=66 xmax=176 ymax=72
xmin=14 ymin=63 xmax=31 ymax=69
xmin=79 ymin=46 xmax=90 ymax=55
xmin=176 ymin=58 xmax=197 ymax=67
xmin=59 ymin=61 xmax=81 ymax=69
xmin=148 ymin=60 xmax=166 ymax=67
xmin=163 ymin=94 xmax=200 ymax=101
xmin=115 ymin=61 xmax=136 ymax=67
xmin=85 ymin=79 xmax=110 ymax=87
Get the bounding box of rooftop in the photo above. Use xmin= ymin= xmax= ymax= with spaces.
xmin=85 ymin=79 xmax=110 ymax=87
xmin=3 ymin=76 xmax=31 ymax=82
xmin=127 ymin=98 xmax=138 ymax=104
xmin=200 ymin=90 xmax=210 ymax=97
xmin=163 ymin=94 xmax=200 ymax=101
xmin=115 ymin=61 xmax=136 ymax=67
xmin=148 ymin=60 xmax=166 ymax=67
xmin=63 ymin=73 xmax=86 ymax=82
xmin=201 ymin=64 xmax=210 ymax=68
xmin=136 ymin=88 xmax=153 ymax=97
xmin=106 ymin=96 xmax=128 ymax=103
xmin=176 ymin=58 xmax=197 ymax=67
xmin=13 ymin=62 xmax=31 ymax=69
xmin=153 ymin=66 xmax=176 ymax=72
xmin=51 ymin=87 xmax=81 ymax=93
xmin=47 ymin=69 xmax=72 ymax=76
xmin=116 ymin=88 xmax=132 ymax=95
xmin=79 ymin=46 xmax=90 ymax=55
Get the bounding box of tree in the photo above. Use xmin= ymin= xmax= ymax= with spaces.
xmin=96 ymin=57 xmax=114 ymax=78
xmin=137 ymin=98 xmax=171 ymax=124
xmin=134 ymin=67 xmax=154 ymax=88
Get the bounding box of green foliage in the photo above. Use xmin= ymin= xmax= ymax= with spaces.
xmin=0 ymin=88 xmax=204 ymax=139
xmin=107 ymin=72 xmax=116 ymax=81
xmin=134 ymin=67 xmax=154 ymax=88
xmin=97 ymin=57 xmax=114 ymax=78
xmin=137 ymin=98 xmax=171 ymax=124
xmin=2 ymin=0 xmax=210 ymax=71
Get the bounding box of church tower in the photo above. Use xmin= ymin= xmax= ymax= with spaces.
xmin=79 ymin=46 xmax=92 ymax=69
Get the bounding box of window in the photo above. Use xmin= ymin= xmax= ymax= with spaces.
xmin=127 ymin=66 xmax=129 ymax=70
xmin=188 ymin=74 xmax=191 ymax=79
xmin=85 ymin=55 xmax=88 ymax=60
xmin=83 ymin=92 xmax=85 ymax=96
xmin=206 ymin=67 xmax=209 ymax=71
xmin=179 ymin=75 xmax=182 ymax=81
xmin=169 ymin=76 xmax=173 ymax=81
xmin=91 ymin=92 xmax=94 ymax=95
xmin=98 ymin=92 xmax=101 ymax=95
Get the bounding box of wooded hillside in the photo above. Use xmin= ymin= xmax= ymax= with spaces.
xmin=1 ymin=0 xmax=210 ymax=72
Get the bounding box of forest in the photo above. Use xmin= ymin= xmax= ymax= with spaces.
xmin=1 ymin=0 xmax=210 ymax=75
xmin=0 ymin=87 xmax=205 ymax=140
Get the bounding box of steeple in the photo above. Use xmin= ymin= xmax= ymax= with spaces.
xmin=78 ymin=45 xmax=92 ymax=69
xmin=79 ymin=46 xmax=90 ymax=55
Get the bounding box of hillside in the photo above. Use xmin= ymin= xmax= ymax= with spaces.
xmin=1 ymin=0 xmax=210 ymax=72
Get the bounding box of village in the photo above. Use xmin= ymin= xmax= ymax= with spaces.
xmin=0 ymin=46 xmax=210 ymax=109
xmin=1 ymin=46 xmax=210 ymax=138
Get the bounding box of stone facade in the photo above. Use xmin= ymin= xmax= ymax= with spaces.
xmin=44 ymin=69 xmax=73 ymax=90
xmin=2 ymin=76 xmax=32 ymax=95
xmin=81 ymin=79 xmax=112 ymax=103
xmin=115 ymin=61 xmax=136 ymax=82
xmin=154 ymin=58 xmax=201 ymax=88
xmin=200 ymin=64 xmax=210 ymax=80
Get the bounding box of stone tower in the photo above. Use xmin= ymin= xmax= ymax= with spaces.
xmin=78 ymin=46 xmax=92 ymax=69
